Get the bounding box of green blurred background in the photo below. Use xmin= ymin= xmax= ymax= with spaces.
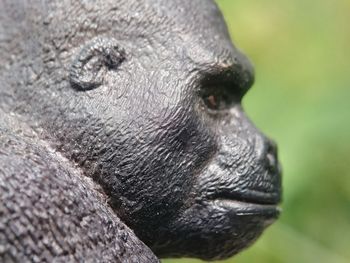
xmin=164 ymin=0 xmax=350 ymax=262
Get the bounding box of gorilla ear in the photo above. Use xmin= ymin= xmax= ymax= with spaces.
xmin=69 ymin=37 xmax=126 ymax=91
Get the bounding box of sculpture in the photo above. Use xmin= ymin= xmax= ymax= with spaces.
xmin=0 ymin=0 xmax=281 ymax=261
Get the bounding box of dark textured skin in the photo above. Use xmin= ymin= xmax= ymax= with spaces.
xmin=0 ymin=0 xmax=282 ymax=262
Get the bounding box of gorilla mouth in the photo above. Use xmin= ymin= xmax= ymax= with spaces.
xmin=212 ymin=190 xmax=280 ymax=205
xmin=209 ymin=191 xmax=281 ymax=218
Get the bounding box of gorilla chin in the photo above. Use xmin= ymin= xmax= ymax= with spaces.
xmin=160 ymin=200 xmax=280 ymax=260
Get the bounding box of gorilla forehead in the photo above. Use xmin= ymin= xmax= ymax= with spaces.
xmin=19 ymin=0 xmax=240 ymax=67
xmin=8 ymin=0 xmax=253 ymax=106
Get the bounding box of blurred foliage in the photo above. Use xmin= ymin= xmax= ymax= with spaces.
xmin=164 ymin=0 xmax=350 ymax=262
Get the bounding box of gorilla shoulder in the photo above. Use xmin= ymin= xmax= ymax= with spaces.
xmin=0 ymin=112 xmax=159 ymax=263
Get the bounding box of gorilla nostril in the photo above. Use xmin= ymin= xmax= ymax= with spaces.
xmin=255 ymin=136 xmax=279 ymax=172
xmin=265 ymin=139 xmax=278 ymax=172
xmin=255 ymin=136 xmax=276 ymax=157
xmin=266 ymin=152 xmax=277 ymax=172
xmin=267 ymin=139 xmax=278 ymax=156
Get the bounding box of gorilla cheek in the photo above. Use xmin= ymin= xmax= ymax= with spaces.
xmin=114 ymin=110 xmax=217 ymax=239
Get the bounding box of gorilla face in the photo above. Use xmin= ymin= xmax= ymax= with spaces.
xmin=8 ymin=0 xmax=281 ymax=260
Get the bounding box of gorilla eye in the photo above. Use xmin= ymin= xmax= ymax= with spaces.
xmin=201 ymin=89 xmax=234 ymax=111
xmin=206 ymin=95 xmax=217 ymax=109
xmin=199 ymin=71 xmax=242 ymax=112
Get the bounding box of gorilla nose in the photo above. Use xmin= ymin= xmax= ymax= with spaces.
xmin=255 ymin=136 xmax=279 ymax=173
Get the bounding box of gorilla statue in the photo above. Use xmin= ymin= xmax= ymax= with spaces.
xmin=0 ymin=0 xmax=282 ymax=262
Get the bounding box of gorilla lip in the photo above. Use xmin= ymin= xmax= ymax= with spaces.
xmin=210 ymin=191 xmax=281 ymax=218
xmin=215 ymin=199 xmax=281 ymax=217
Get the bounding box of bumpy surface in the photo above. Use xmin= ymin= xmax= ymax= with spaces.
xmin=0 ymin=113 xmax=159 ymax=262
xmin=0 ymin=0 xmax=281 ymax=261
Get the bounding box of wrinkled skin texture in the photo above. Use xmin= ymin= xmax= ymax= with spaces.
xmin=0 ymin=0 xmax=282 ymax=261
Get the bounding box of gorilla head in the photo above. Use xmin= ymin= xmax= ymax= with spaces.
xmin=1 ymin=0 xmax=281 ymax=260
